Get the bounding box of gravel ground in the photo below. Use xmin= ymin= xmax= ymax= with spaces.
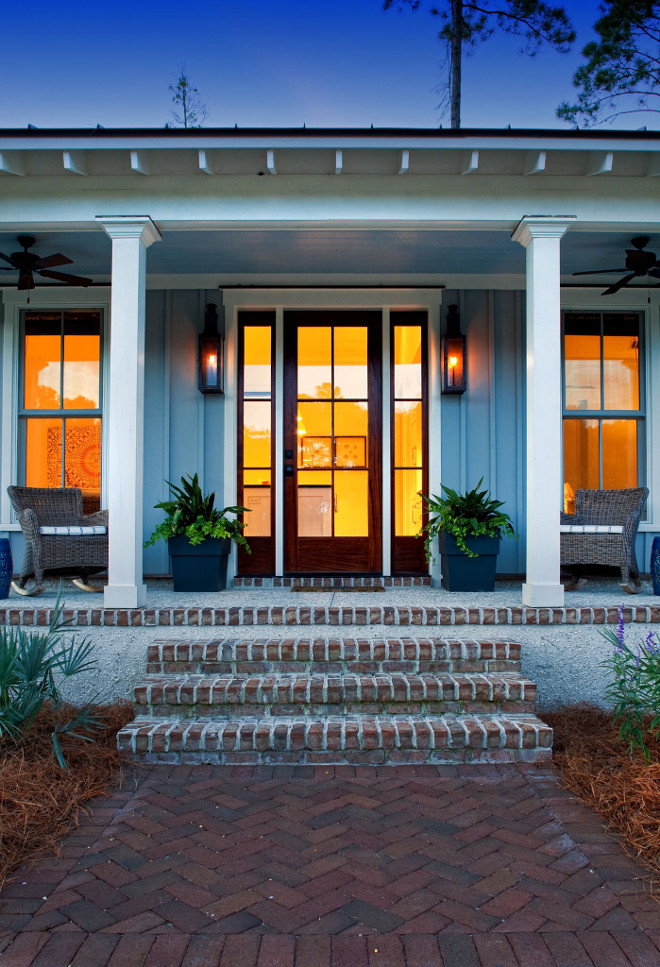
xmin=3 ymin=577 xmax=657 ymax=711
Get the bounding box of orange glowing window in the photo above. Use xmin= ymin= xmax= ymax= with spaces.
xmin=562 ymin=312 xmax=643 ymax=511
xmin=21 ymin=310 xmax=103 ymax=513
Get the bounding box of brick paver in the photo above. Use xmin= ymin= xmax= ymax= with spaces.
xmin=1 ymin=763 xmax=658 ymax=966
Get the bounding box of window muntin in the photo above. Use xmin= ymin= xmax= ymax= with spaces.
xmin=20 ymin=310 xmax=103 ymax=513
xmin=562 ymin=312 xmax=643 ymax=511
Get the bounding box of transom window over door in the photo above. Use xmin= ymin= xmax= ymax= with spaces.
xmin=562 ymin=311 xmax=644 ymax=513
xmin=19 ymin=310 xmax=103 ymax=513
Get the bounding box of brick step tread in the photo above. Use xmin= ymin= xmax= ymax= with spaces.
xmin=147 ymin=637 xmax=522 ymax=676
xmin=118 ymin=713 xmax=552 ymax=765
xmin=233 ymin=575 xmax=432 ymax=587
xmin=135 ymin=671 xmax=536 ymax=717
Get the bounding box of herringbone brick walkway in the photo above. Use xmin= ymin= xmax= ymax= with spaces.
xmin=1 ymin=764 xmax=658 ymax=966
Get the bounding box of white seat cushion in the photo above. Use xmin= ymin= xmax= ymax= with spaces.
xmin=39 ymin=525 xmax=107 ymax=536
xmin=559 ymin=524 xmax=624 ymax=534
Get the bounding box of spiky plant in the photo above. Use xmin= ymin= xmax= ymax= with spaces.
xmin=420 ymin=478 xmax=516 ymax=560
xmin=0 ymin=590 xmax=102 ymax=768
xmin=145 ymin=473 xmax=250 ymax=550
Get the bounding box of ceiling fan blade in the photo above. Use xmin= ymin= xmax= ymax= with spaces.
xmin=648 ymin=267 xmax=660 ymax=279
xmin=18 ymin=272 xmax=35 ymax=291
xmin=573 ymin=268 xmax=627 ymax=276
xmin=37 ymin=269 xmax=93 ymax=286
xmin=0 ymin=252 xmax=14 ymax=265
xmin=603 ymin=273 xmax=636 ymax=296
xmin=33 ymin=253 xmax=73 ymax=270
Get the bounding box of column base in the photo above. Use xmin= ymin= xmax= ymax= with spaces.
xmin=522 ymin=582 xmax=565 ymax=608
xmin=104 ymin=584 xmax=147 ymax=609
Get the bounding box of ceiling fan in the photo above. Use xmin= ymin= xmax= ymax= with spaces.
xmin=573 ymin=236 xmax=660 ymax=295
xmin=0 ymin=235 xmax=93 ymax=290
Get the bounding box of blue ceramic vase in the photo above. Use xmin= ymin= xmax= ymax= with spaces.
xmin=0 ymin=538 xmax=12 ymax=599
xmin=651 ymin=536 xmax=660 ymax=596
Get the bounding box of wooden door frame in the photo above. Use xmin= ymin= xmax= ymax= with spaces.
xmin=283 ymin=310 xmax=382 ymax=574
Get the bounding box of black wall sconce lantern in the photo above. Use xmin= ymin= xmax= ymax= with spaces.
xmin=441 ymin=304 xmax=466 ymax=395
xmin=198 ymin=303 xmax=224 ymax=395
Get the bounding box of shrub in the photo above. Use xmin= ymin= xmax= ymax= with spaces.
xmin=0 ymin=591 xmax=102 ymax=768
xmin=601 ymin=609 xmax=660 ymax=764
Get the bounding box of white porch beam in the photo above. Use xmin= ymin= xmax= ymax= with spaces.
xmin=96 ymin=215 xmax=162 ymax=609
xmin=462 ymin=150 xmax=479 ymax=174
xmin=198 ymin=149 xmax=214 ymax=174
xmin=524 ymin=150 xmax=546 ymax=175
xmin=0 ymin=151 xmax=25 ymax=176
xmin=63 ymin=150 xmax=87 ymax=175
xmin=398 ymin=149 xmax=410 ymax=175
xmin=130 ymin=150 xmax=150 ymax=175
xmin=587 ymin=151 xmax=614 ymax=175
xmin=512 ymin=215 xmax=575 ymax=607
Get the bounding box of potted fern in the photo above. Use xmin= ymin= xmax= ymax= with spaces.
xmin=420 ymin=479 xmax=516 ymax=592
xmin=145 ymin=474 xmax=250 ymax=591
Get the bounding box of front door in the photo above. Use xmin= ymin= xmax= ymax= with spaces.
xmin=283 ymin=311 xmax=382 ymax=573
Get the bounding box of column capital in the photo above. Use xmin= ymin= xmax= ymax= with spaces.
xmin=95 ymin=215 xmax=162 ymax=247
xmin=511 ymin=215 xmax=576 ymax=248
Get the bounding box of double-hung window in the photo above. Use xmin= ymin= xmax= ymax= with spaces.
xmin=562 ymin=311 xmax=644 ymax=513
xmin=19 ymin=309 xmax=103 ymax=513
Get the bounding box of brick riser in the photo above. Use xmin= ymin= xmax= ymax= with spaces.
xmin=135 ymin=672 xmax=537 ymax=718
xmin=119 ymin=636 xmax=552 ymax=765
xmin=145 ymin=637 xmax=522 ymax=676
xmin=118 ymin=714 xmax=552 ymax=765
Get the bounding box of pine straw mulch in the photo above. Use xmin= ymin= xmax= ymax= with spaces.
xmin=545 ymin=704 xmax=660 ymax=880
xmin=0 ymin=700 xmax=134 ymax=890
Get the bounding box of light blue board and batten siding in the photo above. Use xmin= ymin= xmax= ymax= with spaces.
xmin=143 ymin=290 xmax=225 ymax=576
xmin=440 ymin=289 xmax=527 ymax=575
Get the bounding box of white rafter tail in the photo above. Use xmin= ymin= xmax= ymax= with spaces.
xmin=0 ymin=151 xmax=25 ymax=176
xmin=63 ymin=150 xmax=87 ymax=175
xmin=198 ymin=149 xmax=214 ymax=175
xmin=524 ymin=150 xmax=546 ymax=175
xmin=267 ymin=149 xmax=277 ymax=175
xmin=334 ymin=150 xmax=343 ymax=175
xmin=462 ymin=149 xmax=479 ymax=174
xmin=398 ymin=149 xmax=410 ymax=175
xmin=587 ymin=151 xmax=614 ymax=176
xmin=646 ymin=153 xmax=660 ymax=177
xmin=130 ymin=150 xmax=150 ymax=175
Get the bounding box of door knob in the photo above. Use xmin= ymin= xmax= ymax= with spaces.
xmin=285 ymin=465 xmax=294 ymax=476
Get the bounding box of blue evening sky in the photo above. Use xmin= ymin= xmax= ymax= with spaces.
xmin=1 ymin=1 xmax=650 ymax=130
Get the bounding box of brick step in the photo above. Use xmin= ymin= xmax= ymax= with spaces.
xmin=147 ymin=637 xmax=522 ymax=676
xmin=232 ymin=576 xmax=432 ymax=587
xmin=135 ymin=671 xmax=536 ymax=718
xmin=117 ymin=713 xmax=552 ymax=765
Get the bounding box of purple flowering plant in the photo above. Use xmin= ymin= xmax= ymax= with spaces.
xmin=600 ymin=608 xmax=660 ymax=763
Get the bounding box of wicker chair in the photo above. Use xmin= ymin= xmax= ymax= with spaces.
xmin=560 ymin=487 xmax=649 ymax=593
xmin=7 ymin=486 xmax=108 ymax=595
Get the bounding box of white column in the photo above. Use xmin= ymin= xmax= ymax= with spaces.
xmin=512 ymin=216 xmax=575 ymax=607
xmin=97 ymin=216 xmax=161 ymax=608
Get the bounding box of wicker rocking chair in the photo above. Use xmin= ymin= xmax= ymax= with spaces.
xmin=560 ymin=487 xmax=649 ymax=594
xmin=7 ymin=486 xmax=108 ymax=596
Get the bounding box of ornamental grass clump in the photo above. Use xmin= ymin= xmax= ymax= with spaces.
xmin=601 ymin=609 xmax=660 ymax=764
xmin=0 ymin=591 xmax=102 ymax=768
xmin=420 ymin=477 xmax=516 ymax=561
xmin=145 ymin=472 xmax=250 ymax=551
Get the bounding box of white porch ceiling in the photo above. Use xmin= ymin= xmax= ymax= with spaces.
xmin=0 ymin=228 xmax=659 ymax=287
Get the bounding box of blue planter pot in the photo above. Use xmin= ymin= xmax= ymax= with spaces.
xmin=651 ymin=536 xmax=660 ymax=596
xmin=438 ymin=533 xmax=500 ymax=592
xmin=168 ymin=536 xmax=231 ymax=592
xmin=0 ymin=538 xmax=12 ymax=599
